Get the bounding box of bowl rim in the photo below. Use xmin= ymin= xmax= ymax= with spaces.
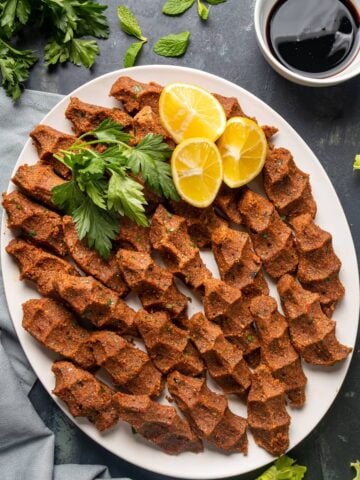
xmin=254 ymin=0 xmax=360 ymax=86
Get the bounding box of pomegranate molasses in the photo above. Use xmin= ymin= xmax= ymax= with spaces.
xmin=267 ymin=0 xmax=360 ymax=77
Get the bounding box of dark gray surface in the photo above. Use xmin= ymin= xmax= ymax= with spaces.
xmin=21 ymin=0 xmax=360 ymax=478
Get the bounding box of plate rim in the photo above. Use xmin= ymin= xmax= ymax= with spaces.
xmin=1 ymin=64 xmax=359 ymax=479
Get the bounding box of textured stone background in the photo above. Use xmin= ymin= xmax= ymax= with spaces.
xmin=22 ymin=0 xmax=360 ymax=478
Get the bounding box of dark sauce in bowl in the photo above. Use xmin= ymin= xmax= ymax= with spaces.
xmin=267 ymin=0 xmax=360 ymax=77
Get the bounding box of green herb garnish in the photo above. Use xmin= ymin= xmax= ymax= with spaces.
xmin=163 ymin=0 xmax=195 ymax=16
xmin=117 ymin=5 xmax=148 ymax=68
xmin=197 ymin=0 xmax=209 ymax=20
xmin=153 ymin=31 xmax=190 ymax=57
xmin=52 ymin=119 xmax=178 ymax=260
xmin=353 ymin=155 xmax=360 ymax=170
xmin=351 ymin=461 xmax=360 ymax=480
xmin=256 ymin=455 xmax=307 ymax=480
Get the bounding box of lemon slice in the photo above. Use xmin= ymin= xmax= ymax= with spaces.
xmin=171 ymin=138 xmax=223 ymax=208
xmin=217 ymin=117 xmax=267 ymax=188
xmin=159 ymin=83 xmax=226 ymax=144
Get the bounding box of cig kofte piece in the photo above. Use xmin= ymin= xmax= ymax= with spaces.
xmin=185 ymin=312 xmax=251 ymax=396
xmin=291 ymin=213 xmax=345 ymax=317
xmin=63 ymin=216 xmax=129 ymax=297
xmin=278 ymin=275 xmax=351 ymax=366
xmin=250 ymin=295 xmax=307 ymax=407
xmin=3 ymin=191 xmax=67 ymax=257
xmin=135 ymin=309 xmax=204 ymax=376
xmin=117 ymin=249 xmax=188 ymax=318
xmin=112 ymin=392 xmax=203 ymax=455
xmin=239 ymin=188 xmax=298 ymax=279
xmin=52 ymin=361 xmax=119 ymax=431
xmin=167 ymin=371 xmax=248 ymax=454
xmin=247 ymin=364 xmax=290 ymax=456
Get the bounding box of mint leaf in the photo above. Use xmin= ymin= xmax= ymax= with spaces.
xmin=73 ymin=197 xmax=119 ymax=260
xmin=124 ymin=40 xmax=146 ymax=68
xmin=162 ymin=0 xmax=195 ymax=16
xmin=351 ymin=460 xmax=360 ymax=480
xmin=117 ymin=5 xmax=147 ymax=41
xmin=353 ymin=154 xmax=360 ymax=170
xmin=256 ymin=456 xmax=307 ymax=480
xmin=197 ymin=0 xmax=209 ymax=20
xmin=153 ymin=31 xmax=190 ymax=57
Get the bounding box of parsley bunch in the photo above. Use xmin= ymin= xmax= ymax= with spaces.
xmin=0 ymin=0 xmax=109 ymax=100
xmin=52 ymin=119 xmax=179 ymax=259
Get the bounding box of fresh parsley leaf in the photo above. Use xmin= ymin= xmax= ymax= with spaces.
xmin=117 ymin=5 xmax=147 ymax=41
xmin=353 ymin=154 xmax=360 ymax=170
xmin=0 ymin=0 xmax=31 ymax=38
xmin=256 ymin=455 xmax=307 ymax=480
xmin=108 ymin=169 xmax=149 ymax=226
xmin=52 ymin=180 xmax=85 ymax=214
xmin=125 ymin=134 xmax=179 ymax=200
xmin=162 ymin=0 xmax=195 ymax=16
xmin=81 ymin=118 xmax=132 ymax=144
xmin=0 ymin=38 xmax=37 ymax=100
xmin=205 ymin=0 xmax=226 ymax=4
xmin=351 ymin=460 xmax=360 ymax=480
xmin=124 ymin=40 xmax=146 ymax=68
xmin=72 ymin=0 xmax=109 ymax=39
xmin=153 ymin=31 xmax=190 ymax=57
xmin=73 ymin=197 xmax=119 ymax=260
xmin=44 ymin=37 xmax=99 ymax=68
xmin=43 ymin=0 xmax=109 ymax=42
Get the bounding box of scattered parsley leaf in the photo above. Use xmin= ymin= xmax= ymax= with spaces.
xmin=0 ymin=0 xmax=31 ymax=38
xmin=205 ymin=0 xmax=226 ymax=4
xmin=197 ymin=0 xmax=209 ymax=20
xmin=73 ymin=197 xmax=119 ymax=260
xmin=0 ymin=38 xmax=37 ymax=100
xmin=351 ymin=460 xmax=360 ymax=480
xmin=256 ymin=455 xmax=307 ymax=480
xmin=44 ymin=38 xmax=99 ymax=68
xmin=162 ymin=0 xmax=195 ymax=16
xmin=123 ymin=40 xmax=146 ymax=68
xmin=153 ymin=31 xmax=190 ymax=57
xmin=117 ymin=5 xmax=147 ymax=41
xmin=353 ymin=154 xmax=360 ymax=170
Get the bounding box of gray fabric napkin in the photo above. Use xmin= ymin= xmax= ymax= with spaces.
xmin=0 ymin=89 xmax=129 ymax=480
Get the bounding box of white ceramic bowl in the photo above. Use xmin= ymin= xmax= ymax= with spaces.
xmin=254 ymin=0 xmax=360 ymax=86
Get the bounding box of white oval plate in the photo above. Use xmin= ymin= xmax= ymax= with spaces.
xmin=1 ymin=66 xmax=359 ymax=479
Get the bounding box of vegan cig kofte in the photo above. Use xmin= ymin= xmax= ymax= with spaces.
xmin=3 ymin=75 xmax=351 ymax=456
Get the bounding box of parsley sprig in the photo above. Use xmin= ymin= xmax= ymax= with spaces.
xmin=52 ymin=119 xmax=179 ymax=259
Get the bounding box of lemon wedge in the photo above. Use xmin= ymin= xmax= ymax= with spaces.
xmin=171 ymin=138 xmax=223 ymax=208
xmin=217 ymin=117 xmax=267 ymax=188
xmin=159 ymin=83 xmax=226 ymax=144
